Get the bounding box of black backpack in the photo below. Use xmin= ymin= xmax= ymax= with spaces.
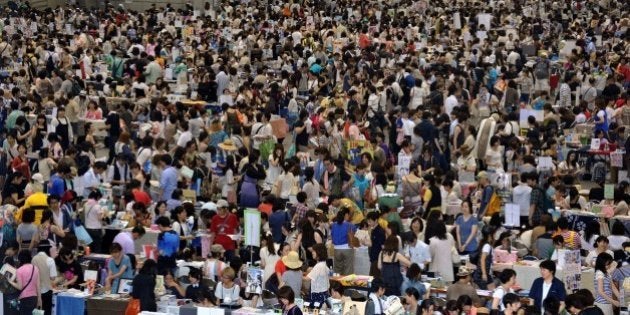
xmin=46 ymin=53 xmax=55 ymax=73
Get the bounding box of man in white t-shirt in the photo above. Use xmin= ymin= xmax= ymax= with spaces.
xmin=512 ymin=174 xmax=533 ymax=227
xmin=251 ymin=112 xmax=273 ymax=151
xmin=404 ymin=232 xmax=431 ymax=269
xmin=176 ymin=121 xmax=193 ymax=148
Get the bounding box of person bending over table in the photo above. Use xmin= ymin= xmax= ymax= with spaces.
xmin=105 ymin=242 xmax=133 ymax=293
xmin=528 ymin=260 xmax=566 ymax=313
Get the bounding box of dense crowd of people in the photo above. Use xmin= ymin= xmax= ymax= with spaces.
xmin=0 ymin=0 xmax=628 ymax=314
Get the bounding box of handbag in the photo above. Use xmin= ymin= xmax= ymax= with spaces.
xmin=0 ymin=272 xmax=18 ymax=294
xmin=72 ymin=219 xmax=93 ymax=245
xmin=33 ymin=309 xmax=45 ymax=315
xmin=125 ymin=298 xmax=141 ymax=315
xmin=347 ymin=226 xmax=360 ymax=248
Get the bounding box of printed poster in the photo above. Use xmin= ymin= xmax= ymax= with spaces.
xmin=397 ymin=153 xmax=411 ymax=179
xmin=245 ymin=267 xmax=263 ymax=294
xmin=560 ymin=250 xmax=581 ymax=291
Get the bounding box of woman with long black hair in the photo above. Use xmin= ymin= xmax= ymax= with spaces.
xmin=131 ymin=259 xmax=158 ymax=312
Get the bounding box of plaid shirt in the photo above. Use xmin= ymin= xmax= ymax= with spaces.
xmin=294 ymin=202 xmax=309 ymax=223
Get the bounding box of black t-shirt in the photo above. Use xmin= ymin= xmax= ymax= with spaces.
xmin=55 ymin=258 xmax=84 ymax=289
xmin=105 ymin=111 xmax=121 ymax=137
xmin=294 ymin=120 xmax=309 ymax=146
xmin=2 ymin=183 xmax=23 ymax=201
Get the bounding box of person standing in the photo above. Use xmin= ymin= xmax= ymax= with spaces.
xmin=367 ymin=211 xmax=386 ymax=277
xmin=131 ymin=259 xmax=158 ymax=312
xmin=9 ymin=250 xmax=41 ymax=315
xmin=31 ymin=250 xmax=56 ymax=315
xmin=528 ymin=260 xmax=566 ymax=313
xmin=210 ymin=200 xmax=239 ymax=261
xmin=593 ymin=253 xmax=621 ymax=313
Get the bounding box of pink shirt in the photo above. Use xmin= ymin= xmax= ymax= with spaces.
xmin=17 ymin=264 xmax=39 ymax=299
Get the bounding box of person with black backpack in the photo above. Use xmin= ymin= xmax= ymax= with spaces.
xmin=527 ymin=171 xmax=554 ymax=227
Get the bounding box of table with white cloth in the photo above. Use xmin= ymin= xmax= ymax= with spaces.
xmin=494 ymin=261 xmax=594 ymax=292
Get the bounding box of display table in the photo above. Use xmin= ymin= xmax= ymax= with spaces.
xmin=87 ymin=296 xmax=130 ymax=315
xmin=53 ymin=291 xmax=87 ymax=315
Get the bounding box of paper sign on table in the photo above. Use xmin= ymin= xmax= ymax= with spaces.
xmin=590 ymin=138 xmax=600 ymax=150
xmin=504 ymin=203 xmax=520 ymax=227
xmin=604 ymin=184 xmax=615 ymax=199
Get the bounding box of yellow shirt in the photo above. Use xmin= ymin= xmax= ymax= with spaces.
xmin=378 ymin=217 xmax=388 ymax=230
xmin=338 ymin=198 xmax=364 ymax=225
xmin=16 ymin=192 xmax=49 ymax=224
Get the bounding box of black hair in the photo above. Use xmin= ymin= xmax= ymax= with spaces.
xmin=18 ymin=250 xmax=32 ymax=265
xmin=156 ymin=216 xmax=171 ymax=227
xmin=594 ymin=252 xmax=613 ymax=275
xmin=539 ymin=260 xmax=556 ymax=276
xmin=498 ymin=268 xmax=516 ymax=284
xmin=611 ymin=221 xmax=625 ymax=236
xmin=405 ymin=287 xmax=420 ymax=300
xmin=22 ymin=209 xmax=36 ymax=223
xmin=502 ymin=292 xmax=520 ymax=308
xmin=543 ymin=296 xmax=560 ymax=315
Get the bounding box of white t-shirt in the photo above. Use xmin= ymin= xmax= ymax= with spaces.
xmin=492 ymin=285 xmax=514 ymax=311
xmin=308 ymin=261 xmax=330 ymax=293
xmin=177 ymin=130 xmax=193 ymax=147
xmin=215 ymin=282 xmax=240 ymax=303
xmin=541 ymin=281 xmax=552 ymax=313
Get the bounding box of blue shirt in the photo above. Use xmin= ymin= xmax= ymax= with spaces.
xmin=331 ymin=221 xmax=356 ymax=246
xmin=48 ymin=174 xmax=65 ymax=197
xmin=160 ymin=166 xmax=178 ymax=201
xmin=401 ymin=277 xmax=427 ymax=299
xmin=108 ymin=254 xmax=134 ymax=292
xmin=158 ymin=230 xmax=179 ymax=258
xmin=269 ymin=210 xmax=290 ymax=244
xmin=455 ymin=215 xmax=479 ymax=252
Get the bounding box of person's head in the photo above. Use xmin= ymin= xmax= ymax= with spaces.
xmin=383 ymin=235 xmax=400 ymax=254
xmin=18 ymin=250 xmax=32 ymax=266
xmin=406 ymin=263 xmax=422 ymax=281
xmin=280 ymin=243 xmax=291 ymax=257
xmin=420 ymin=298 xmax=437 ymax=313
xmin=311 ymin=243 xmax=327 ymax=262
xmin=4 ymin=241 xmax=19 ymax=257
xmin=156 ymin=216 xmax=171 ymax=231
xmin=461 ymin=199 xmax=473 ymax=215
xmin=366 ymin=211 xmax=380 ymax=228
xmin=58 ymin=247 xmax=75 ymax=264
xmin=410 ymin=217 xmax=424 ymax=234
xmin=611 ymin=220 xmax=625 ymax=236
xmin=556 ymin=217 xmax=569 ymax=230
xmin=221 ymin=267 xmax=236 ymax=284
xmin=47 ymin=194 xmax=61 ymax=211
xmin=386 ymin=221 xmax=400 ymax=236
xmin=594 ymin=252 xmax=614 ymax=275
xmin=132 ymin=226 xmax=146 ymax=240
xmin=539 ymin=260 xmax=556 ymax=280
xmin=371 ymin=278 xmax=386 ymax=297
xmin=188 ymin=267 xmax=202 ymax=284
xmin=594 ymin=235 xmax=609 ymax=251
xmin=543 ymin=297 xmax=560 ymax=315
xmin=456 ymin=295 xmax=473 ymax=313
xmin=502 ymin=293 xmax=521 ymax=313
xmin=277 ymin=285 xmax=295 ymax=306
xmin=330 ymin=281 xmax=345 ymax=299
xmin=110 ymin=242 xmax=124 ymax=260
xmin=22 ymin=209 xmax=36 ymax=224
xmin=498 ymin=268 xmax=517 ymax=286
xmin=139 ymin=259 xmax=158 ymax=276
xmin=552 ymin=235 xmax=564 ymax=248
xmin=404 ymin=287 xmax=420 ymax=304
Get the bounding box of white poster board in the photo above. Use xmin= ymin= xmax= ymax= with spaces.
xmin=504 ymin=203 xmax=520 ymax=227
xmin=397 ymin=153 xmax=411 ymax=179
xmin=519 ymin=109 xmax=544 ymax=128
xmin=244 ymin=209 xmax=261 ymax=247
